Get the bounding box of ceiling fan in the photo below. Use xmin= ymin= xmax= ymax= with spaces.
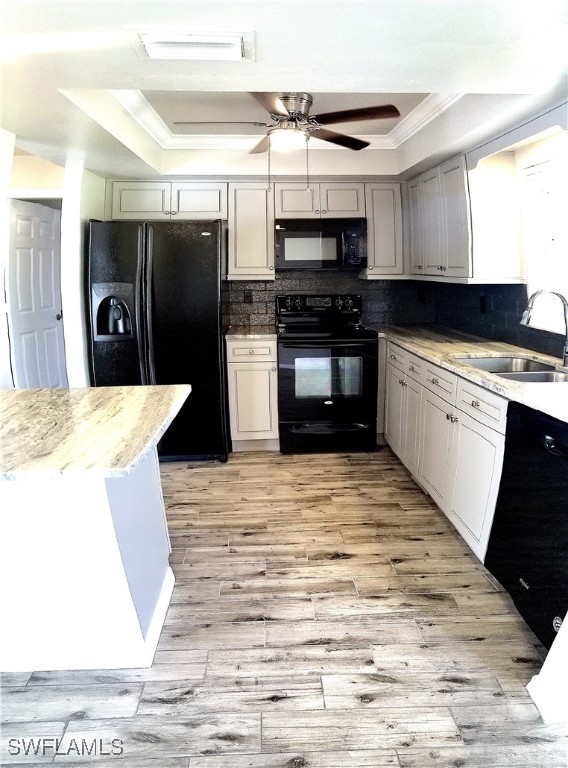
xmin=173 ymin=92 xmax=400 ymax=153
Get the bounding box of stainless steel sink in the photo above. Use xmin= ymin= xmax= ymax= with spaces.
xmin=497 ymin=370 xmax=568 ymax=383
xmin=453 ymin=356 xmax=556 ymax=373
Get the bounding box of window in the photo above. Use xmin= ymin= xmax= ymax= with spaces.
xmin=518 ymin=132 xmax=567 ymax=334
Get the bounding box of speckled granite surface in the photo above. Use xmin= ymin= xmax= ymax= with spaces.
xmin=226 ymin=325 xmax=277 ymax=339
xmin=379 ymin=325 xmax=568 ymax=422
xmin=0 ymin=385 xmax=191 ymax=480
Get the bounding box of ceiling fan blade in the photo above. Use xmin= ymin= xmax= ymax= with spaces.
xmin=249 ymin=135 xmax=271 ymax=154
xmin=311 ymin=128 xmax=369 ymax=151
xmin=173 ymin=121 xmax=270 ymax=126
xmin=312 ymin=104 xmax=400 ymax=125
xmin=251 ymin=92 xmax=290 ymax=117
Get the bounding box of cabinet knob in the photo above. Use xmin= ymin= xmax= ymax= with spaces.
xmin=471 ymin=399 xmax=480 ymax=408
xmin=432 ymin=377 xmax=439 ymax=386
xmin=450 ymin=415 xmax=458 ymax=423
xmin=368 ymin=265 xmax=373 ymax=270
xmin=321 ymin=210 xmax=327 ymax=214
xmin=249 ymin=349 xmax=254 ymax=354
xmin=446 ymin=413 xmax=451 ymax=420
xmin=272 ymin=367 xmax=276 ymax=372
xmin=315 ymin=209 xmax=320 ymax=214
xmin=163 ymin=210 xmax=171 ymax=215
xmin=269 ymin=266 xmax=274 ymax=271
xmin=417 ymin=265 xmax=424 ymax=270
xmin=171 ymin=210 xmax=178 ymax=215
xmin=408 ymin=365 xmax=415 ymax=372
xmin=390 ymin=354 xmax=396 ymax=360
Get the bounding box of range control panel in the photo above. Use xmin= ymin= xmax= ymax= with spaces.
xmin=276 ymin=294 xmax=362 ymax=316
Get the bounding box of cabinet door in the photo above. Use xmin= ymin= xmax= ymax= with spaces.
xmin=421 ymin=170 xmax=443 ymax=275
xmin=384 ymin=364 xmax=405 ymax=458
xmin=228 ymin=183 xmax=275 ymax=280
xmin=418 ymin=387 xmax=453 ymax=511
xmin=171 ymin=182 xmax=228 ymax=220
xmin=111 ymin=181 xmax=171 ymax=220
xmin=274 ymin=183 xmax=319 ymax=218
xmin=447 ymin=412 xmax=504 ymax=559
xmin=319 ymin=183 xmax=366 ymax=217
xmin=227 ymin=362 xmax=279 ymax=440
xmin=364 ymin=183 xmax=403 ymax=276
xmin=403 ymin=375 xmax=421 ymax=476
xmin=408 ymin=178 xmax=424 ymax=275
xmin=439 ymin=157 xmax=472 ymax=277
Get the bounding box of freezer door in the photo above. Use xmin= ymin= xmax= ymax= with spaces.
xmin=88 ymin=221 xmax=146 ymax=385
xmin=147 ymin=220 xmax=228 ymax=460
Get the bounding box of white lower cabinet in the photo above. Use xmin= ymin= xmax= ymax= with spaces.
xmin=226 ymin=338 xmax=279 ymax=445
xmin=384 ymin=362 xmax=420 ymax=476
xmin=447 ymin=411 xmax=505 ymax=557
xmin=418 ymin=386 xmax=455 ymax=511
xmin=384 ymin=343 xmax=506 ymax=561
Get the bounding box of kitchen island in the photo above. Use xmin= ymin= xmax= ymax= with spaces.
xmin=0 ymin=384 xmax=190 ymax=672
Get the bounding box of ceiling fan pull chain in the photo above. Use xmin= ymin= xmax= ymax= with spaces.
xmin=267 ymin=138 xmax=272 ymax=191
xmin=305 ymin=138 xmax=310 ymax=190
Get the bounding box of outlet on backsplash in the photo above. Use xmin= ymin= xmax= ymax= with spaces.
xmin=243 ymin=289 xmax=253 ymax=304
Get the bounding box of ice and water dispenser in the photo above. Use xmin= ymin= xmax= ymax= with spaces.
xmin=91 ymin=282 xmax=134 ymax=340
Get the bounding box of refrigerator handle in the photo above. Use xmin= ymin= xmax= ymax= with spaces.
xmin=145 ymin=224 xmax=157 ymax=384
xmin=135 ymin=224 xmax=148 ymax=384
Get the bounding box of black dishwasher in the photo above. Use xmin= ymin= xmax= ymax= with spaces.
xmin=485 ymin=401 xmax=568 ymax=649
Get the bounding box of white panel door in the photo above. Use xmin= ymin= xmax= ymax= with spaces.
xmin=7 ymin=200 xmax=67 ymax=388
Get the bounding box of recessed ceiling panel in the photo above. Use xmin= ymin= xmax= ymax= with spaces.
xmin=143 ymin=91 xmax=427 ymax=135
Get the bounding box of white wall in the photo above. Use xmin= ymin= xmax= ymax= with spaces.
xmin=61 ymin=162 xmax=105 ymax=387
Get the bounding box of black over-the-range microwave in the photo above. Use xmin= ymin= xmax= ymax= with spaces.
xmin=274 ymin=217 xmax=367 ymax=271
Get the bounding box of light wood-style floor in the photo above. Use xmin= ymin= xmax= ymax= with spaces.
xmin=2 ymin=448 xmax=568 ymax=766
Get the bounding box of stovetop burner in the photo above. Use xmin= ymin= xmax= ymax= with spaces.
xmin=276 ymin=294 xmax=376 ymax=340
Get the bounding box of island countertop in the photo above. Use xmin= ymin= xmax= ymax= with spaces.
xmin=0 ymin=384 xmax=191 ymax=480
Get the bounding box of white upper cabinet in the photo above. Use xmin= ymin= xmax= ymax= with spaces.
xmin=361 ymin=183 xmax=403 ymax=278
xmin=274 ymin=182 xmax=365 ymax=218
xmin=111 ymin=181 xmax=228 ymax=220
xmin=407 ymin=154 xmax=523 ymax=283
xmin=439 ymin=156 xmax=472 ymax=278
xmin=227 ymin=182 xmax=275 ymax=280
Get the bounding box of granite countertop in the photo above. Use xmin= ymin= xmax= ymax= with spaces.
xmin=226 ymin=325 xmax=277 ymax=339
xmin=378 ymin=325 xmax=568 ymax=422
xmin=0 ymin=385 xmax=191 ymax=480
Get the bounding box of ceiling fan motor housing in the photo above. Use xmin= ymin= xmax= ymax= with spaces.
xmin=278 ymin=92 xmax=313 ymax=120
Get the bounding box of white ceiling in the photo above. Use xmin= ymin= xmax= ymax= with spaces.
xmin=2 ymin=0 xmax=567 ymax=179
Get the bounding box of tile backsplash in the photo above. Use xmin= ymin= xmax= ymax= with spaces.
xmin=224 ymin=275 xmax=566 ymax=359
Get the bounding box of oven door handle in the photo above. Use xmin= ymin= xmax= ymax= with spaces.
xmin=279 ymin=342 xmax=373 ymax=349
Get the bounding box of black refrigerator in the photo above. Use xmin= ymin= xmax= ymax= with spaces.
xmin=87 ymin=219 xmax=229 ymax=461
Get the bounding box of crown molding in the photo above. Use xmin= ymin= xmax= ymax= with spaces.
xmin=110 ymin=90 xmax=463 ymax=151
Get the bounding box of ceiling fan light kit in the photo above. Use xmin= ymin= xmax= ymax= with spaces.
xmin=268 ymin=123 xmax=309 ymax=151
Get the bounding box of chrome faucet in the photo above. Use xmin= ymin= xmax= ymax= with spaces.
xmin=520 ymin=289 xmax=568 ymax=366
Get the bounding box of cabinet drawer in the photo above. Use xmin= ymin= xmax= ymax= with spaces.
xmin=457 ymin=378 xmax=507 ymax=434
xmin=423 ymin=362 xmax=457 ymax=402
xmin=386 ymin=342 xmax=405 ymax=372
xmin=226 ymin=339 xmax=277 ymax=362
xmin=405 ymin=352 xmax=424 ymax=383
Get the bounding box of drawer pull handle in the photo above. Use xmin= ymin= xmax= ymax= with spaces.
xmin=471 ymin=399 xmax=480 ymax=408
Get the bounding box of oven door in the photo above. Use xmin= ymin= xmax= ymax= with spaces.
xmin=278 ymin=339 xmax=377 ymax=423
